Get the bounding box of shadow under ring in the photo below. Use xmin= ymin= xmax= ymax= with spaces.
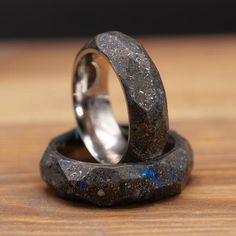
xmin=40 ymin=126 xmax=193 ymax=206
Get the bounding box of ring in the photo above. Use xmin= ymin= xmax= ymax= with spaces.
xmin=40 ymin=125 xmax=193 ymax=207
xmin=72 ymin=31 xmax=169 ymax=164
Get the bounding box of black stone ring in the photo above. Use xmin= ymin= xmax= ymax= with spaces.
xmin=72 ymin=31 xmax=169 ymax=164
xmin=40 ymin=126 xmax=193 ymax=207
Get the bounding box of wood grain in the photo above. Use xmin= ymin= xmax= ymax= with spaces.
xmin=0 ymin=35 xmax=236 ymax=235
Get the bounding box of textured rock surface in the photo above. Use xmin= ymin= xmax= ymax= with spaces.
xmin=40 ymin=127 xmax=193 ymax=207
xmin=73 ymin=31 xmax=169 ymax=162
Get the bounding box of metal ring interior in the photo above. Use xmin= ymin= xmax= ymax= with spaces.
xmin=72 ymin=31 xmax=169 ymax=164
xmin=73 ymin=49 xmax=128 ymax=164
xmin=40 ymin=126 xmax=193 ymax=206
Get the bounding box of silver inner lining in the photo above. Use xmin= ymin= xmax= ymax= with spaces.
xmin=73 ymin=51 xmax=128 ymax=164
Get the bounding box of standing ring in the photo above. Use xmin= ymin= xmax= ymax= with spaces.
xmin=72 ymin=31 xmax=169 ymax=164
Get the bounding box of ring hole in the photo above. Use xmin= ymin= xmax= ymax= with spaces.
xmin=58 ymin=127 xmax=175 ymax=163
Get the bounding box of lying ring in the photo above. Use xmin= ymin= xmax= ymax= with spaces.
xmin=72 ymin=31 xmax=169 ymax=164
xmin=40 ymin=126 xmax=193 ymax=207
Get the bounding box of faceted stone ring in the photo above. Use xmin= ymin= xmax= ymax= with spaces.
xmin=40 ymin=126 xmax=193 ymax=207
xmin=72 ymin=31 xmax=169 ymax=164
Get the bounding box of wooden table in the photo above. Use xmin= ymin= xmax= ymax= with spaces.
xmin=0 ymin=35 xmax=236 ymax=235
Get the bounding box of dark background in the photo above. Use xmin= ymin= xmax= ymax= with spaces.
xmin=0 ymin=0 xmax=236 ymax=38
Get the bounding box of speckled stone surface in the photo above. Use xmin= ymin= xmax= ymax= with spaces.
xmin=73 ymin=31 xmax=169 ymax=162
xmin=40 ymin=127 xmax=193 ymax=207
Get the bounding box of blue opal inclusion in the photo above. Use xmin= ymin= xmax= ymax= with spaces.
xmin=79 ymin=181 xmax=86 ymax=190
xmin=65 ymin=159 xmax=72 ymax=164
xmin=141 ymin=169 xmax=163 ymax=188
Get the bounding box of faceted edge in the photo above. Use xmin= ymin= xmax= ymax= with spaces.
xmin=40 ymin=128 xmax=193 ymax=207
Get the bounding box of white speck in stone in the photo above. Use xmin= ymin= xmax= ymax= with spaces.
xmin=97 ymin=189 xmax=105 ymax=197
xmin=139 ymin=90 xmax=144 ymax=94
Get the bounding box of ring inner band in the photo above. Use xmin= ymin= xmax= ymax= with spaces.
xmin=73 ymin=49 xmax=128 ymax=164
